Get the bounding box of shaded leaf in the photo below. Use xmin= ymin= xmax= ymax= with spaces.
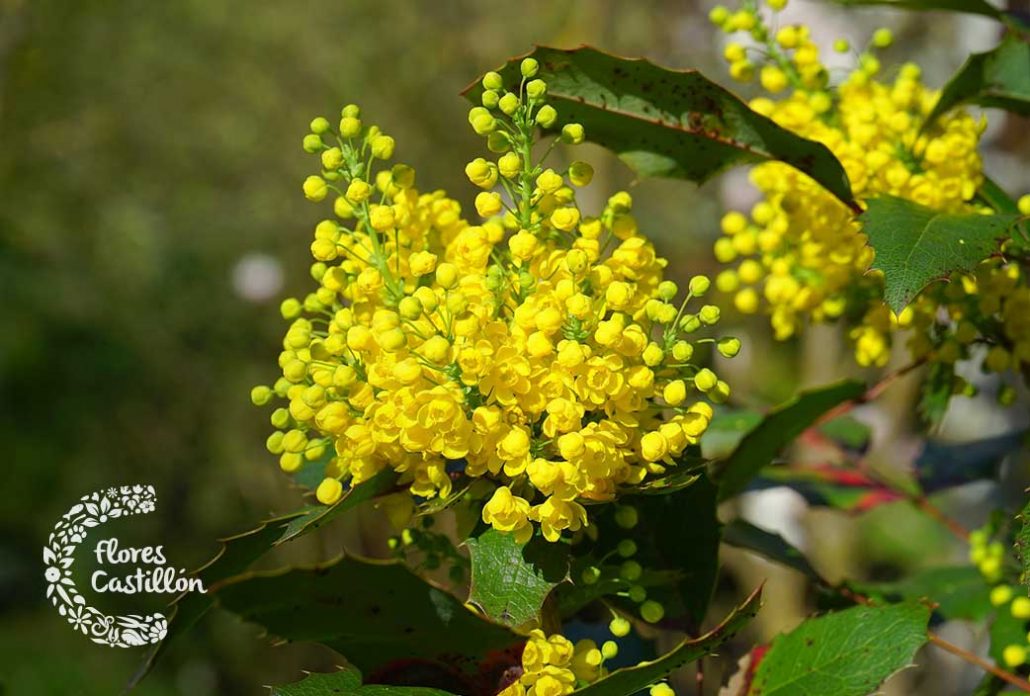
xmin=747 ymin=603 xmax=931 ymax=696
xmin=216 ymin=555 xmax=518 ymax=674
xmin=701 ymin=408 xmax=763 ymax=460
xmin=925 ymin=36 xmax=1030 ymax=129
xmin=722 ymin=519 xmax=825 ymax=585
xmin=276 ymin=469 xmax=399 ymax=544
xmin=271 ymin=666 xmax=458 ymax=696
xmin=919 ymin=361 xmax=957 ymax=428
xmin=851 ymin=566 xmax=991 ymax=621
xmin=571 ymin=586 xmax=763 ymax=696
xmin=816 ymin=415 xmax=871 ymax=452
xmin=916 ymin=430 xmax=1026 ymax=492
xmin=863 ymin=195 xmax=1016 ymax=313
xmin=712 ymin=380 xmax=865 ymax=501
xmin=466 ymin=530 xmax=568 ymax=627
xmin=463 ymin=46 xmax=857 ymax=210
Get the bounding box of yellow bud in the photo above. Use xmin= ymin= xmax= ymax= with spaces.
xmin=535 ymin=104 xmax=558 ymax=128
xmin=475 ymin=191 xmax=504 ymax=218
xmin=550 ymin=207 xmax=580 ymax=232
xmin=537 ymin=168 xmax=564 ymax=193
xmin=369 ymin=205 xmax=395 ymax=231
xmin=482 ymin=71 xmax=504 ymax=91
xmin=345 ymin=179 xmax=371 ymax=203
xmin=370 ymin=134 xmax=395 ymax=159
xmin=568 ymin=161 xmax=594 ymax=187
xmin=436 ymin=262 xmax=459 ymax=289
xmin=316 ymin=477 xmax=343 ymax=505
xmin=339 ymin=116 xmax=361 ymax=137
xmin=561 ymin=123 xmax=585 ymax=144
xmin=499 ymin=92 xmax=520 ymax=115
xmin=498 ymin=152 xmax=522 ymax=179
xmin=694 ymin=368 xmax=718 ymax=392
xmin=521 ymin=58 xmax=539 ymax=78
xmin=663 ymin=380 xmax=687 ymax=406
xmin=321 ymin=147 xmax=344 ymax=170
xmin=303 ymin=175 xmax=328 ymax=202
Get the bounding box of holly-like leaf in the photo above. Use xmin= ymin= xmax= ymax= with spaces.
xmin=925 ymin=36 xmax=1030 ymax=129
xmin=463 ymin=46 xmax=858 ymax=210
xmin=130 ymin=473 xmax=399 ymax=689
xmin=215 ymin=555 xmax=519 ymax=674
xmin=712 ymin=380 xmax=865 ymax=501
xmin=747 ymin=603 xmax=931 ymax=696
xmin=863 ymin=195 xmax=1016 ymax=313
xmin=276 ymin=469 xmax=399 ymax=544
xmin=852 ymin=566 xmax=991 ymax=622
xmin=466 ymin=529 xmax=569 ymax=627
xmin=570 ymin=586 xmax=763 ymax=696
xmin=271 ymin=666 xmax=459 ymax=696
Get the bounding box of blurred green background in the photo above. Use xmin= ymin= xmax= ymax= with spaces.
xmin=1 ymin=0 xmax=1027 ymax=694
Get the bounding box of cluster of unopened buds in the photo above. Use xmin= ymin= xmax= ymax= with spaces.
xmin=709 ymin=0 xmax=1030 ymax=400
xmin=971 ymin=527 xmax=1030 ymax=669
xmin=252 ymin=57 xmax=738 ymax=555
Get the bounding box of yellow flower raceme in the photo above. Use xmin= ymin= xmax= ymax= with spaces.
xmin=255 ymin=66 xmax=738 ymax=543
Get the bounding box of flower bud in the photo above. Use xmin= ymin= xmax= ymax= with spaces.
xmin=717 ymin=337 xmax=741 ymax=358
xmin=568 ymin=161 xmax=593 ymax=187
xmin=370 ymin=135 xmax=395 ymax=159
xmin=309 ymin=116 xmax=331 ymax=134
xmin=316 ymin=477 xmax=343 ymax=505
xmin=303 ymin=133 xmax=323 ymax=153
xmin=520 ymin=57 xmax=539 ymax=78
xmin=498 ymin=92 xmax=520 ymax=115
xmin=535 ymin=104 xmax=558 ymax=127
xmin=498 ymin=152 xmax=522 ymax=179
xmin=339 ymin=116 xmax=362 ymax=137
xmin=321 ymin=147 xmax=344 ymax=170
xmin=482 ymin=71 xmax=504 ymax=91
xmin=481 ymin=89 xmax=500 ymax=109
xmin=526 ymin=79 xmax=547 ymax=101
xmin=561 ymin=123 xmax=585 ymax=144
xmin=303 ymin=175 xmax=328 ymax=201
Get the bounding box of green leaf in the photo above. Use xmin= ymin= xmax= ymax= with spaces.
xmin=571 ymin=586 xmax=763 ymax=696
xmin=827 ymin=0 xmax=1006 ymax=20
xmin=722 ymin=519 xmax=826 ymax=585
xmin=463 ymin=46 xmax=858 ymax=211
xmin=271 ymin=666 xmax=458 ymax=696
xmin=925 ymin=36 xmax=1030 ymax=129
xmin=712 ymin=380 xmax=865 ymax=501
xmin=215 ymin=555 xmax=518 ymax=674
xmin=817 ymin=415 xmax=871 ymax=451
xmin=1017 ymin=497 xmax=1030 ymax=588
xmin=919 ymin=361 xmax=957 ymax=428
xmin=276 ymin=469 xmax=399 ymax=544
xmin=747 ymin=603 xmax=931 ymax=696
xmin=863 ymin=195 xmax=1016 ymax=313
xmin=852 ymin=566 xmax=991 ymax=621
xmin=130 ymin=474 xmax=400 ymax=689
xmin=466 ymin=529 xmax=569 ymax=627
xmin=628 ymin=475 xmax=722 ymax=628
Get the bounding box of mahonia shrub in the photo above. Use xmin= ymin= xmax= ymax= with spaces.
xmin=710 ymin=0 xmax=1030 ymax=397
xmin=252 ymin=58 xmax=738 ymax=550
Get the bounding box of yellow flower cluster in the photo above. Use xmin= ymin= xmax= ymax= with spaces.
xmin=254 ymin=59 xmax=738 ymax=544
xmin=708 ymin=1 xmax=1030 ymax=384
xmin=970 ymin=527 xmax=1030 ymax=669
xmin=498 ymin=629 xmax=607 ymax=696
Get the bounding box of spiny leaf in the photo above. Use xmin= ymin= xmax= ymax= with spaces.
xmin=925 ymin=36 xmax=1030 ymax=129
xmin=271 ymin=666 xmax=459 ymax=696
xmin=463 ymin=46 xmax=857 ymax=210
xmin=747 ymin=603 xmax=931 ymax=696
xmin=276 ymin=469 xmax=399 ymax=544
xmin=570 ymin=586 xmax=763 ymax=696
xmin=712 ymin=380 xmax=865 ymax=501
xmin=216 ymin=555 xmax=519 ymax=674
xmin=863 ymin=195 xmax=1016 ymax=313
xmin=130 ymin=474 xmax=396 ymax=688
xmin=466 ymin=529 xmax=569 ymax=627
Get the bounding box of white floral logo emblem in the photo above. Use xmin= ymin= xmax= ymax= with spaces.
xmin=43 ymin=485 xmax=168 ymax=648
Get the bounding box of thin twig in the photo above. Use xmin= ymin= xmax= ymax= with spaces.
xmin=816 ymin=358 xmax=927 ymax=427
xmin=928 ymin=632 xmax=1030 ymax=694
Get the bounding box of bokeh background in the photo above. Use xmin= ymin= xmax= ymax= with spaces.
xmin=1 ymin=0 xmax=1028 ymax=694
